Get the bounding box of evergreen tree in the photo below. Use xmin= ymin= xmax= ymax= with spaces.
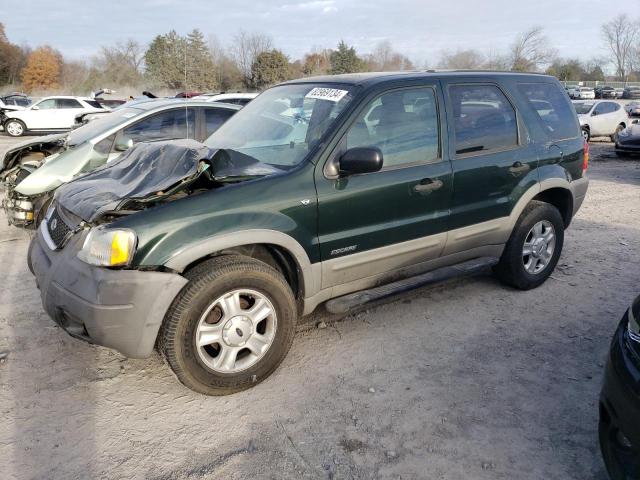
xmin=251 ymin=49 xmax=289 ymax=89
xmin=329 ymin=41 xmax=364 ymax=74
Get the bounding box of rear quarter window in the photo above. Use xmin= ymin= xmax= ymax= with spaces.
xmin=517 ymin=83 xmax=579 ymax=141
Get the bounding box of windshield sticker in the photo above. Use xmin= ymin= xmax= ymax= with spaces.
xmin=305 ymin=87 xmax=348 ymax=103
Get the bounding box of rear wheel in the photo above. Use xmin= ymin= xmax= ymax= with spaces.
xmin=5 ymin=119 xmax=25 ymax=137
xmin=493 ymin=201 xmax=564 ymax=290
xmin=159 ymin=255 xmax=297 ymax=395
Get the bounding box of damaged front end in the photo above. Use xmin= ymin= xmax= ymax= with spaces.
xmin=51 ymin=139 xmax=284 ymax=232
xmin=1 ymin=133 xmax=67 ymax=227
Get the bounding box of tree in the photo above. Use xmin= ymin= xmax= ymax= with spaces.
xmin=0 ymin=23 xmax=28 ymax=85
xmin=329 ymin=41 xmax=364 ymax=74
xmin=366 ymin=40 xmax=414 ymax=71
xmin=438 ymin=49 xmax=485 ymax=69
xmin=92 ymin=39 xmax=145 ymax=87
xmin=208 ymin=34 xmax=243 ymax=90
xmin=185 ymin=29 xmax=217 ymax=90
xmin=602 ymin=15 xmax=639 ymax=81
xmin=509 ymin=27 xmax=555 ymax=72
xmin=545 ymin=58 xmax=585 ymax=81
xmin=145 ymin=30 xmax=188 ymax=89
xmin=250 ymin=49 xmax=289 ymax=89
xmin=302 ymin=50 xmax=331 ymax=76
xmin=230 ymin=31 xmax=273 ymax=88
xmin=21 ymin=46 xmax=62 ymax=91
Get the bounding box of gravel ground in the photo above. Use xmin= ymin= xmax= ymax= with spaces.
xmin=0 ymin=136 xmax=639 ymax=480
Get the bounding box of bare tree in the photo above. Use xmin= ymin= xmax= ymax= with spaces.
xmin=602 ymin=14 xmax=639 ymax=81
xmin=93 ymin=39 xmax=145 ymax=86
xmin=509 ymin=27 xmax=555 ymax=72
xmin=230 ymin=31 xmax=273 ymax=87
xmin=366 ymin=40 xmax=414 ymax=71
xmin=438 ymin=49 xmax=485 ymax=69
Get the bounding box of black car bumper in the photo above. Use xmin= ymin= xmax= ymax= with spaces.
xmin=600 ymin=314 xmax=640 ymax=477
xmin=29 ymin=227 xmax=188 ymax=358
xmin=615 ymin=143 xmax=640 ymax=154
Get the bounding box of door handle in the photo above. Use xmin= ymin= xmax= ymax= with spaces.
xmin=413 ymin=178 xmax=443 ymax=193
xmin=508 ymin=161 xmax=530 ymax=175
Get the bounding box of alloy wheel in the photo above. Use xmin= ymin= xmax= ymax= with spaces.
xmin=195 ymin=289 xmax=277 ymax=373
xmin=522 ymin=220 xmax=556 ymax=274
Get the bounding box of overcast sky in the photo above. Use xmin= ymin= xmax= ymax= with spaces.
xmin=3 ymin=0 xmax=639 ymax=66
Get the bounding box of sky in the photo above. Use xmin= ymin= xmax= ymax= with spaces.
xmin=3 ymin=0 xmax=639 ymax=67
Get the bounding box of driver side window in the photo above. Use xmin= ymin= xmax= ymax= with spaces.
xmin=35 ymin=99 xmax=56 ymax=110
xmin=345 ymin=87 xmax=440 ymax=168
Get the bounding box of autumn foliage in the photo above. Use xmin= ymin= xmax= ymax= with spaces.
xmin=21 ymin=46 xmax=61 ymax=92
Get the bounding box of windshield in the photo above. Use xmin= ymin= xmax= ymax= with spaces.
xmin=574 ymin=103 xmax=594 ymax=114
xmin=66 ymin=107 xmax=143 ymax=146
xmin=204 ymin=83 xmax=355 ymax=167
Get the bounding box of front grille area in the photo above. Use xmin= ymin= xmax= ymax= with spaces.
xmin=47 ymin=207 xmax=72 ymax=249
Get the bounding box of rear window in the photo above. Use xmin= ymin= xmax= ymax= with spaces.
xmin=517 ymin=83 xmax=579 ymax=141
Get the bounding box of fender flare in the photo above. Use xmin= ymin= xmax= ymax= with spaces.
xmin=163 ymin=229 xmax=320 ymax=297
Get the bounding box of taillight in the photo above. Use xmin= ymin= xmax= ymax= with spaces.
xmin=582 ymin=140 xmax=589 ymax=172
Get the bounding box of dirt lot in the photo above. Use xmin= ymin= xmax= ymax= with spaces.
xmin=0 ymin=136 xmax=638 ymax=480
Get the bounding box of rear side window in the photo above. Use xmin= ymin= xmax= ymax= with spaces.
xmin=594 ymin=102 xmax=619 ymax=114
xmin=123 ymin=108 xmax=196 ymax=143
xmin=517 ymin=83 xmax=579 ymax=141
xmin=346 ymin=87 xmax=440 ymax=168
xmin=449 ymin=84 xmax=518 ymax=156
xmin=204 ymin=107 xmax=235 ymax=137
xmin=56 ymin=98 xmax=82 ymax=109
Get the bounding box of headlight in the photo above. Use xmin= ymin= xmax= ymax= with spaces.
xmin=617 ymin=128 xmax=630 ymax=137
xmin=77 ymin=227 xmax=137 ymax=267
xmin=628 ymin=295 xmax=640 ymax=342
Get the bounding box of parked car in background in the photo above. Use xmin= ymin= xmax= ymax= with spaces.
xmin=614 ymin=88 xmax=625 ymax=99
xmin=624 ymin=101 xmax=640 ymax=116
xmin=0 ymin=93 xmax=31 ymax=108
xmin=615 ymin=123 xmax=640 ymax=157
xmin=599 ymin=294 xmax=640 ymax=480
xmin=2 ymin=96 xmax=106 ymax=137
xmin=0 ymin=100 xmax=240 ymax=227
xmin=566 ymin=85 xmax=580 ymax=99
xmin=595 ymin=86 xmax=616 ymax=99
xmin=623 ymin=86 xmax=640 ymax=99
xmin=574 ymin=87 xmax=595 ymax=100
xmin=573 ymin=100 xmax=629 ymax=141
xmin=27 ymin=72 xmax=588 ymax=394
xmin=195 ymin=92 xmax=259 ymax=105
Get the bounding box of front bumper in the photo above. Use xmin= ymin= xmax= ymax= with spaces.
xmin=1 ymin=189 xmax=35 ymax=227
xmin=29 ymin=227 xmax=188 ymax=358
xmin=600 ymin=315 xmax=640 ymax=474
xmin=615 ymin=142 xmax=640 ymax=154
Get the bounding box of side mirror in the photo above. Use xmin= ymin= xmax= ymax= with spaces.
xmin=114 ymin=136 xmax=133 ymax=152
xmin=31 ymin=105 xmax=39 ymax=110
xmin=339 ymin=147 xmax=383 ymax=176
xmin=591 ymin=110 xmax=598 ymax=116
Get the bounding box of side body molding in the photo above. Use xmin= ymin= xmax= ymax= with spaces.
xmin=164 ymin=229 xmax=322 ymax=297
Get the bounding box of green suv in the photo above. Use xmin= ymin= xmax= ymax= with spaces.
xmin=29 ymin=72 xmax=589 ymax=395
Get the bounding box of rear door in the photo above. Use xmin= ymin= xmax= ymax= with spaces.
xmin=55 ymin=98 xmax=84 ymax=128
xmin=315 ymin=83 xmax=452 ymax=288
xmin=441 ymin=81 xmax=537 ymax=254
xmin=200 ymin=106 xmax=237 ymax=141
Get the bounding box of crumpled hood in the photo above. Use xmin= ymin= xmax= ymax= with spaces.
xmin=54 ymin=138 xmax=284 ymax=222
xmin=0 ymin=132 xmax=67 ymax=172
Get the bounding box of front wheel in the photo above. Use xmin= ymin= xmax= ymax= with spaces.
xmin=581 ymin=127 xmax=591 ymax=142
xmin=5 ymin=119 xmax=26 ymax=137
xmin=493 ymin=201 xmax=564 ymax=290
xmin=611 ymin=124 xmax=625 ymax=143
xmin=159 ymin=255 xmax=297 ymax=395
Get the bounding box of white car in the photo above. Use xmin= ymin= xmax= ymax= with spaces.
xmin=194 ymin=92 xmax=258 ymax=106
xmin=573 ymin=87 xmax=595 ymax=100
xmin=3 ymin=96 xmax=106 ymax=137
xmin=573 ymin=100 xmax=630 ymax=141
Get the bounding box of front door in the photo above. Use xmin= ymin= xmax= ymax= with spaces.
xmin=27 ymin=99 xmax=58 ymax=129
xmin=315 ymin=84 xmax=452 ymax=288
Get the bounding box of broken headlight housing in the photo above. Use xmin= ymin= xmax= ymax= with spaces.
xmin=77 ymin=226 xmax=137 ymax=267
xmin=628 ymin=295 xmax=640 ymax=343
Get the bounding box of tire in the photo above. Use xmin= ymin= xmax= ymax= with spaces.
xmin=5 ymin=119 xmax=26 ymax=137
xmin=159 ymin=255 xmax=297 ymax=395
xmin=611 ymin=124 xmax=625 ymax=143
xmin=493 ymin=200 xmax=564 ymax=290
xmin=581 ymin=127 xmax=590 ymax=142
xmin=599 ymin=413 xmax=638 ymax=480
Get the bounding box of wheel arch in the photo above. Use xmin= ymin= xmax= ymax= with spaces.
xmin=164 ymin=229 xmax=320 ymax=301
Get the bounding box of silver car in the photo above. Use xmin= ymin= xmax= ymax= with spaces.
xmin=573 ymin=100 xmax=630 ymax=141
xmin=0 ymin=99 xmax=240 ymax=227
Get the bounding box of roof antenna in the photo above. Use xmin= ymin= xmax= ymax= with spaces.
xmin=184 ymin=33 xmax=190 ymax=138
